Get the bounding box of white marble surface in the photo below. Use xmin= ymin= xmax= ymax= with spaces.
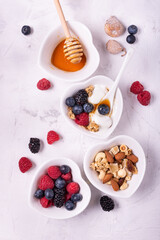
xmin=1 ymin=0 xmax=160 ymax=239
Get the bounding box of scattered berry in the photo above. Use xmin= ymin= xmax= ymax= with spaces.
xmin=44 ymin=189 xmax=54 ymax=200
xmin=55 ymin=177 xmax=66 ymax=189
xmin=61 ymin=172 xmax=72 ymax=181
xmin=37 ymin=78 xmax=51 ymax=90
xmin=72 ymin=105 xmax=83 ymax=115
xmin=71 ymin=193 xmax=83 ymax=202
xmin=128 ymin=25 xmax=138 ymax=35
xmin=65 ymin=97 xmax=75 ymax=107
xmin=60 ymin=165 xmax=71 ymax=174
xmin=40 ymin=197 xmax=52 ymax=208
xmin=75 ymin=112 xmax=89 ymax=126
xmin=28 ymin=138 xmax=40 ymax=154
xmin=47 ymin=166 xmax=61 ymax=179
xmin=47 ymin=131 xmax=60 ymax=144
xmin=21 ymin=25 xmax=31 ymax=35
xmin=66 ymin=182 xmax=80 ymax=194
xmin=98 ymin=104 xmax=110 ymax=115
xmin=65 ymin=200 xmax=75 ymax=211
xmin=130 ymin=81 xmax=144 ymax=94
xmin=126 ymin=34 xmax=136 ymax=44
xmin=38 ymin=175 xmax=54 ymax=190
xmin=100 ymin=196 xmax=114 ymax=212
xmin=83 ymin=103 xmax=94 ymax=113
xmin=137 ymin=90 xmax=151 ymax=106
xmin=74 ymin=89 xmax=88 ymax=105
xmin=18 ymin=157 xmax=32 ymax=173
xmin=34 ymin=189 xmax=44 ymax=199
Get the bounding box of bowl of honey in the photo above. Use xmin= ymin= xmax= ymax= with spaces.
xmin=38 ymin=21 xmax=100 ymax=82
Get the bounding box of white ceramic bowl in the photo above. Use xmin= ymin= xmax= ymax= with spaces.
xmin=60 ymin=75 xmax=123 ymax=139
xmin=29 ymin=158 xmax=91 ymax=219
xmin=83 ymin=135 xmax=146 ymax=198
xmin=38 ymin=21 xmax=100 ymax=82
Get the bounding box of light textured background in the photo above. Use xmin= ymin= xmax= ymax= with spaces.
xmin=0 ymin=0 xmax=160 ymax=239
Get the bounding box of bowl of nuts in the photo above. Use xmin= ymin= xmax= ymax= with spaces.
xmin=83 ymin=135 xmax=146 ymax=198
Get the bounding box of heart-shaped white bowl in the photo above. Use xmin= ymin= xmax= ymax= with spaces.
xmin=38 ymin=21 xmax=100 ymax=82
xmin=28 ymin=158 xmax=91 ymax=219
xmin=60 ymin=75 xmax=123 ymax=139
xmin=83 ymin=135 xmax=146 ymax=198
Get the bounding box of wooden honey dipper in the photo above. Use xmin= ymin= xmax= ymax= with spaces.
xmin=54 ymin=0 xmax=84 ymax=64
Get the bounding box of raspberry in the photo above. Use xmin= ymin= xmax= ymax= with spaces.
xmin=137 ymin=90 xmax=151 ymax=106
xmin=47 ymin=131 xmax=60 ymax=144
xmin=37 ymin=78 xmax=51 ymax=90
xmin=130 ymin=81 xmax=144 ymax=94
xmin=66 ymin=182 xmax=80 ymax=194
xmin=40 ymin=197 xmax=52 ymax=208
xmin=75 ymin=112 xmax=89 ymax=126
xmin=47 ymin=166 xmax=61 ymax=179
xmin=38 ymin=175 xmax=54 ymax=190
xmin=18 ymin=157 xmax=32 ymax=173
xmin=61 ymin=172 xmax=72 ymax=181
xmin=65 ymin=193 xmax=72 ymax=202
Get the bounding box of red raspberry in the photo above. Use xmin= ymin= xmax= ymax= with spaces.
xmin=61 ymin=172 xmax=72 ymax=181
xmin=38 ymin=175 xmax=54 ymax=190
xmin=137 ymin=90 xmax=151 ymax=106
xmin=65 ymin=193 xmax=72 ymax=202
xmin=40 ymin=197 xmax=52 ymax=208
xmin=37 ymin=78 xmax=51 ymax=90
xmin=47 ymin=166 xmax=61 ymax=179
xmin=130 ymin=81 xmax=144 ymax=94
xmin=47 ymin=131 xmax=60 ymax=144
xmin=66 ymin=182 xmax=80 ymax=194
xmin=18 ymin=157 xmax=32 ymax=173
xmin=75 ymin=113 xmax=89 ymax=126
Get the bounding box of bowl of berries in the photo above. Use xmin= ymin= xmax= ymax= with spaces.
xmin=29 ymin=158 xmax=91 ymax=219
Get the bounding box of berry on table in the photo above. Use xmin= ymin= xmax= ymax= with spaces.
xmin=83 ymin=102 xmax=94 ymax=113
xmin=28 ymin=138 xmax=40 ymax=153
xmin=38 ymin=175 xmax=54 ymax=190
xmin=72 ymin=105 xmax=83 ymax=115
xmin=18 ymin=157 xmax=32 ymax=173
xmin=47 ymin=131 xmax=60 ymax=144
xmin=34 ymin=189 xmax=44 ymax=199
xmin=137 ymin=90 xmax=151 ymax=106
xmin=71 ymin=193 xmax=83 ymax=202
xmin=21 ymin=25 xmax=31 ymax=35
xmin=100 ymin=196 xmax=114 ymax=212
xmin=128 ymin=25 xmax=138 ymax=35
xmin=65 ymin=97 xmax=75 ymax=107
xmin=130 ymin=81 xmax=144 ymax=94
xmin=47 ymin=166 xmax=61 ymax=179
xmin=74 ymin=89 xmax=88 ymax=105
xmin=126 ymin=34 xmax=136 ymax=44
xmin=60 ymin=165 xmax=71 ymax=174
xmin=98 ymin=104 xmax=110 ymax=115
xmin=55 ymin=177 xmax=66 ymax=189
xmin=40 ymin=197 xmax=52 ymax=208
xmin=37 ymin=78 xmax=51 ymax=90
xmin=65 ymin=200 xmax=76 ymax=211
xmin=44 ymin=189 xmax=54 ymax=200
xmin=66 ymin=182 xmax=80 ymax=194
xmin=75 ymin=112 xmax=89 ymax=126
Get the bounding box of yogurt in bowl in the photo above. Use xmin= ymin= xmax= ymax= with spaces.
xmin=60 ymin=75 xmax=123 ymax=139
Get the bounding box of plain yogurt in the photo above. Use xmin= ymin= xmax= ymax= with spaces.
xmin=88 ymin=85 xmax=108 ymax=104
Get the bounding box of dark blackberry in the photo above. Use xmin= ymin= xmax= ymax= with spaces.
xmin=74 ymin=89 xmax=88 ymax=105
xmin=28 ymin=138 xmax=40 ymax=153
xmin=100 ymin=196 xmax=114 ymax=212
xmin=54 ymin=194 xmax=65 ymax=208
xmin=54 ymin=187 xmax=66 ymax=196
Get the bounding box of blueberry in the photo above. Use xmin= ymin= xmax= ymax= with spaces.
xmin=71 ymin=193 xmax=83 ymax=203
xmin=34 ymin=189 xmax=44 ymax=199
xmin=72 ymin=105 xmax=83 ymax=115
xmin=65 ymin=97 xmax=75 ymax=107
xmin=98 ymin=104 xmax=110 ymax=115
xmin=65 ymin=200 xmax=76 ymax=211
xmin=126 ymin=35 xmax=136 ymax=44
xmin=83 ymin=103 xmax=94 ymax=113
xmin=55 ymin=177 xmax=66 ymax=189
xmin=21 ymin=25 xmax=31 ymax=35
xmin=44 ymin=189 xmax=54 ymax=200
xmin=128 ymin=25 xmax=138 ymax=35
xmin=60 ymin=165 xmax=71 ymax=174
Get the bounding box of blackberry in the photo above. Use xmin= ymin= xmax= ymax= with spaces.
xmin=54 ymin=194 xmax=65 ymax=208
xmin=100 ymin=196 xmax=114 ymax=212
xmin=54 ymin=188 xmax=66 ymax=196
xmin=29 ymin=138 xmax=40 ymax=153
xmin=74 ymin=89 xmax=88 ymax=105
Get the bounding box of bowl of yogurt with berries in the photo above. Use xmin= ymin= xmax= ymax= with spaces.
xmin=61 ymin=75 xmax=123 ymax=139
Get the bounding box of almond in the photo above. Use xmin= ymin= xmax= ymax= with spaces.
xmin=127 ymin=154 xmax=138 ymax=163
xmin=103 ymin=173 xmax=113 ymax=183
xmin=115 ymin=152 xmax=125 ymax=162
xmin=105 ymin=150 xmax=114 ymax=163
xmin=111 ymin=179 xmax=119 ymax=191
